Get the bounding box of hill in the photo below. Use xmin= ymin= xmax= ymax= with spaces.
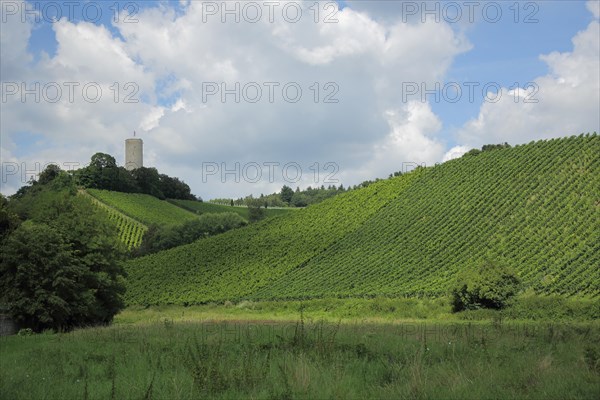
xmin=79 ymin=190 xmax=147 ymax=250
xmin=124 ymin=134 xmax=600 ymax=305
xmin=168 ymin=199 xmax=294 ymax=219
xmin=87 ymin=189 xmax=199 ymax=226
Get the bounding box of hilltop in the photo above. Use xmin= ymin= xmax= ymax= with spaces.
xmin=124 ymin=134 xmax=600 ymax=305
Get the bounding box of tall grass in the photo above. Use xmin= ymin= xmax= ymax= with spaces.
xmin=1 ymin=317 xmax=599 ymax=399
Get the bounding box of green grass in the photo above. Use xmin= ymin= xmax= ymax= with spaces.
xmin=2 ymin=310 xmax=599 ymax=399
xmin=124 ymin=134 xmax=600 ymax=305
xmin=168 ymin=199 xmax=294 ymax=220
xmin=87 ymin=190 xmax=199 ymax=226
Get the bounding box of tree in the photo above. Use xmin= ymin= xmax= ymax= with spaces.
xmin=90 ymin=152 xmax=117 ymax=169
xmin=280 ymin=185 xmax=294 ymax=204
xmin=159 ymin=174 xmax=194 ymax=200
xmin=0 ymin=191 xmax=126 ymax=332
xmin=291 ymin=192 xmax=309 ymax=207
xmin=38 ymin=164 xmax=62 ymax=185
xmin=451 ymin=261 xmax=521 ymax=312
xmin=0 ymin=194 xmax=20 ymax=240
xmin=132 ymin=167 xmax=164 ymax=199
xmin=246 ymin=198 xmax=266 ymax=222
xmin=1 ymin=222 xmax=80 ymax=331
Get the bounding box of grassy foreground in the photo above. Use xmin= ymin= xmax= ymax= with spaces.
xmin=1 ymin=299 xmax=599 ymax=400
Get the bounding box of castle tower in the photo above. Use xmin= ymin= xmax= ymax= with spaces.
xmin=125 ymin=132 xmax=143 ymax=171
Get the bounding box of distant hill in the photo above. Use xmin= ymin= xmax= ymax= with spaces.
xmin=124 ymin=134 xmax=600 ymax=305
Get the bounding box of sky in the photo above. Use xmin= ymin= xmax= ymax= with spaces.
xmin=1 ymin=0 xmax=599 ymax=199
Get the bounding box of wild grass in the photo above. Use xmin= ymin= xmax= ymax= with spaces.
xmin=1 ymin=311 xmax=599 ymax=399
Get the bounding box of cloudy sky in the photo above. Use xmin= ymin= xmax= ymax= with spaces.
xmin=1 ymin=0 xmax=599 ymax=199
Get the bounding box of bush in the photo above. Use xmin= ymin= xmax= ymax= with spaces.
xmin=451 ymin=261 xmax=521 ymax=312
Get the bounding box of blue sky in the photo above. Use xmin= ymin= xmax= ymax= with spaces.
xmin=2 ymin=1 xmax=599 ymax=198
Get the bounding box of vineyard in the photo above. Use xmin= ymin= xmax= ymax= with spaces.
xmin=79 ymin=190 xmax=147 ymax=249
xmin=124 ymin=134 xmax=600 ymax=305
xmin=168 ymin=199 xmax=293 ymax=219
xmin=87 ymin=190 xmax=199 ymax=226
xmin=124 ymin=171 xmax=418 ymax=304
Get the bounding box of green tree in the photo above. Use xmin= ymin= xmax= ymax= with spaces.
xmin=291 ymin=192 xmax=309 ymax=207
xmin=1 ymin=222 xmax=80 ymax=331
xmin=132 ymin=167 xmax=164 ymax=199
xmin=0 ymin=194 xmax=20 ymax=240
xmin=0 ymin=189 xmax=126 ymax=332
xmin=451 ymin=261 xmax=521 ymax=312
xmin=38 ymin=164 xmax=62 ymax=185
xmin=90 ymin=152 xmax=117 ymax=169
xmin=159 ymin=174 xmax=194 ymax=200
xmin=246 ymin=198 xmax=266 ymax=222
xmin=280 ymin=185 xmax=294 ymax=204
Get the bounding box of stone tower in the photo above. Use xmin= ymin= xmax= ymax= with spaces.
xmin=125 ymin=133 xmax=143 ymax=171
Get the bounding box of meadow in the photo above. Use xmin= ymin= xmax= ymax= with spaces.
xmin=1 ymin=300 xmax=599 ymax=400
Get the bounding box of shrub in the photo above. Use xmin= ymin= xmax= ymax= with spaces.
xmin=451 ymin=261 xmax=521 ymax=312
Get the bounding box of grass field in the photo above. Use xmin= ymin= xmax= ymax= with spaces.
xmin=1 ymin=301 xmax=599 ymax=400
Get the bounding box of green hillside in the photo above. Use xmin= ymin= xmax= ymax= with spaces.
xmin=124 ymin=134 xmax=600 ymax=305
xmin=79 ymin=190 xmax=147 ymax=249
xmin=124 ymin=172 xmax=418 ymax=304
xmin=87 ymin=189 xmax=199 ymax=226
xmin=168 ymin=199 xmax=294 ymax=219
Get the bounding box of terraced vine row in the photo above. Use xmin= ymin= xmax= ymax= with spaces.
xmin=79 ymin=190 xmax=147 ymax=250
xmin=124 ymin=172 xmax=421 ymax=305
xmin=256 ymin=134 xmax=600 ymax=299
xmin=87 ymin=190 xmax=199 ymax=226
xmin=124 ymin=134 xmax=600 ymax=304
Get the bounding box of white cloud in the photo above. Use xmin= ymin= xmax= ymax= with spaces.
xmin=587 ymin=0 xmax=600 ymax=19
xmin=442 ymin=145 xmax=471 ymax=162
xmin=456 ymin=16 xmax=600 ymax=148
xmin=342 ymin=101 xmax=445 ymax=182
xmin=7 ymin=0 xmax=596 ymax=200
xmin=140 ymin=107 xmax=165 ymax=132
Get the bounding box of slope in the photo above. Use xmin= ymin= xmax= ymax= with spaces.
xmin=124 ymin=134 xmax=600 ymax=305
xmin=168 ymin=199 xmax=294 ymax=219
xmin=87 ymin=189 xmax=199 ymax=226
xmin=257 ymin=134 xmax=600 ymax=299
xmin=79 ymin=190 xmax=147 ymax=250
xmin=124 ymin=172 xmax=420 ymax=305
